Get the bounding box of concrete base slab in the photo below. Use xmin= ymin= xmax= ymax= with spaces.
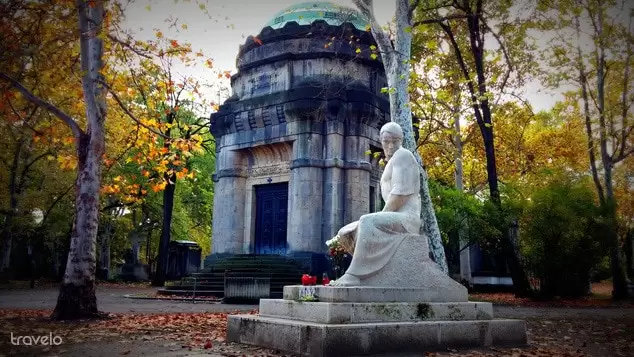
xmin=227 ymin=315 xmax=527 ymax=357
xmin=259 ymin=299 xmax=493 ymax=324
xmin=283 ymin=285 xmax=468 ymax=303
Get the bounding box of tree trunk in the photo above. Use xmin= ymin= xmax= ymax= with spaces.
xmin=593 ymin=5 xmax=628 ymax=299
xmin=0 ymin=140 xmax=23 ymax=278
xmin=0 ymin=216 xmax=13 ymax=281
xmin=480 ymin=118 xmax=531 ymax=296
xmin=52 ymin=0 xmax=106 ymax=320
xmin=99 ymin=219 xmax=112 ymax=280
xmin=52 ymin=134 xmax=101 ymax=319
xmin=456 ymin=0 xmax=531 ymax=296
xmin=605 ymin=198 xmax=628 ymax=299
xmin=354 ymin=0 xmax=449 ymax=273
xmin=625 ymin=228 xmax=633 ymax=281
xmin=453 ymin=83 xmax=471 ymax=285
xmin=152 ymin=174 xmax=176 ymax=286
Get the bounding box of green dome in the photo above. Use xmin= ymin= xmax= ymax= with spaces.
xmin=264 ymin=2 xmax=369 ymax=31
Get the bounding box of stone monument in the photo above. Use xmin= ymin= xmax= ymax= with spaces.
xmin=207 ymin=2 xmax=389 ymax=275
xmin=117 ymin=232 xmax=148 ymax=281
xmin=227 ymin=123 xmax=527 ymax=356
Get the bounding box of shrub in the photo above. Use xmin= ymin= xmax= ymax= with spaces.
xmin=429 ymin=181 xmax=522 ymax=276
xmin=520 ymin=178 xmax=609 ymax=298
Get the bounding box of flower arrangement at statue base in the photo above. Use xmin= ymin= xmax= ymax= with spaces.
xmin=326 ymin=234 xmax=351 ymax=279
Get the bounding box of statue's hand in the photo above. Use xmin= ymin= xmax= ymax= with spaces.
xmin=338 ymin=221 xmax=358 ymax=237
xmin=337 ymin=221 xmax=358 ymax=255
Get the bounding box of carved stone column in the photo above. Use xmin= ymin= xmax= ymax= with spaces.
xmin=212 ymin=149 xmax=248 ymax=254
xmin=343 ymin=135 xmax=371 ymax=224
xmin=287 ymin=130 xmax=324 ymax=253
xmin=322 ymin=119 xmax=345 ymax=243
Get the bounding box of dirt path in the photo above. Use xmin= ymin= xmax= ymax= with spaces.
xmin=0 ymin=286 xmax=257 ymax=313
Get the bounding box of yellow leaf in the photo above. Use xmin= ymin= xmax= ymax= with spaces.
xmin=151 ymin=181 xmax=167 ymax=192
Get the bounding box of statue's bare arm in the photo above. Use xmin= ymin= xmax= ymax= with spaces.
xmin=382 ymin=193 xmax=410 ymax=212
xmin=382 ymin=154 xmax=416 ymax=212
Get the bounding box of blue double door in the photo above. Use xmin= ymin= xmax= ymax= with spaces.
xmin=254 ymin=182 xmax=288 ymax=255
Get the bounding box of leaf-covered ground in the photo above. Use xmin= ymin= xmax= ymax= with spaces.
xmin=470 ymin=281 xmax=634 ymax=308
xmin=0 ymin=282 xmax=631 ymax=356
xmin=0 ymin=307 xmax=632 ymax=357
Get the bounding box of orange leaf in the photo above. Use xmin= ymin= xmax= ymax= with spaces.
xmin=254 ymin=36 xmax=263 ymax=45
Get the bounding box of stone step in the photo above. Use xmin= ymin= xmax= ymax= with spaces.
xmin=228 ymin=314 xmax=527 ymax=357
xmin=283 ymin=285 xmax=468 ymax=303
xmin=259 ymin=300 xmax=493 ymax=324
xmin=160 ymin=254 xmax=305 ymax=298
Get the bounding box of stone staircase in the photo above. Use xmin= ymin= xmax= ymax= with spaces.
xmin=158 ymin=254 xmax=305 ymax=299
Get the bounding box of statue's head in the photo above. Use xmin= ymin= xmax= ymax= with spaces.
xmin=379 ymin=122 xmax=403 ymax=158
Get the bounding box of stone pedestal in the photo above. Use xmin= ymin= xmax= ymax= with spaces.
xmin=228 ymin=231 xmax=527 ymax=356
xmin=228 ymin=285 xmax=526 ymax=356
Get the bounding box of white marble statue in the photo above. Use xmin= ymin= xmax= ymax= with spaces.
xmin=331 ymin=122 xmax=422 ymax=286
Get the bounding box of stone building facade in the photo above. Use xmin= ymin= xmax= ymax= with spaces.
xmin=208 ymin=2 xmax=389 ymax=272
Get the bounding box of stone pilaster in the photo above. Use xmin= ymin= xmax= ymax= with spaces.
xmin=343 ymin=136 xmax=371 ymax=224
xmin=322 ymin=120 xmax=345 ymax=242
xmin=211 ymin=149 xmax=248 ymax=254
xmin=287 ymin=132 xmax=324 ymax=253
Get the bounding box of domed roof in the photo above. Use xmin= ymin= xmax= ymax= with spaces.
xmin=264 ymin=2 xmax=369 ymax=31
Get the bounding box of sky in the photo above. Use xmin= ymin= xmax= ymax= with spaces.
xmin=120 ymin=0 xmax=563 ymax=111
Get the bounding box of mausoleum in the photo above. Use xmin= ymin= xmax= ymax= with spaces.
xmin=208 ymin=2 xmax=389 ymax=273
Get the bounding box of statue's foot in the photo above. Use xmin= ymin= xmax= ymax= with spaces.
xmin=329 ymin=274 xmax=361 ymax=286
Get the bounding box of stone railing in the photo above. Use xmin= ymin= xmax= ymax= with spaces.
xmin=224 ymin=276 xmax=271 ymax=302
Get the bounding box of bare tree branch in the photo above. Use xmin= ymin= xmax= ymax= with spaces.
xmin=41 ymin=184 xmax=74 ymax=225
xmin=438 ymin=22 xmax=484 ymax=127
xmin=107 ymin=33 xmax=152 ymax=59
xmin=409 ymin=0 xmax=421 ymax=20
xmin=412 ymin=13 xmax=474 ymax=28
xmin=616 ymin=12 xmax=633 ymax=162
xmin=98 ymin=79 xmax=170 ymax=138
xmin=480 ymin=18 xmax=512 ymax=97
xmin=352 ymin=0 xmax=394 ymax=69
xmin=0 ymin=72 xmax=83 ymax=138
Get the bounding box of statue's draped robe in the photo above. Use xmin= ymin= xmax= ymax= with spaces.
xmin=343 ymin=147 xmax=421 ymax=279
